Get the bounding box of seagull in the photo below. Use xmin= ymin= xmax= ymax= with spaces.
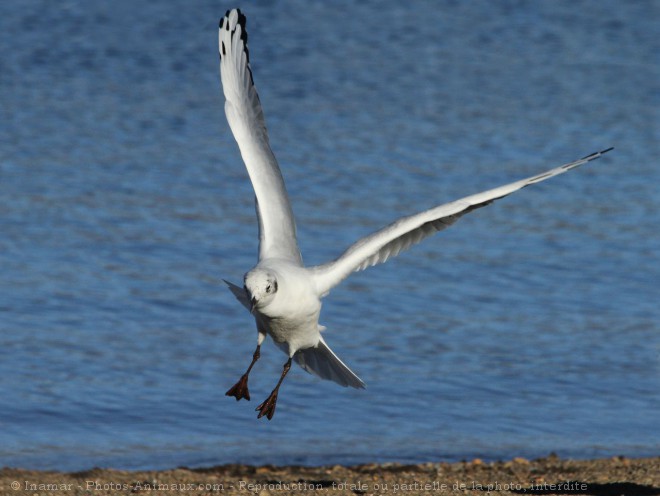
xmin=218 ymin=8 xmax=612 ymax=420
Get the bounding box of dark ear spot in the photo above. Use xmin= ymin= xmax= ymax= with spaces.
xmin=221 ymin=41 xmax=226 ymax=56
xmin=273 ymin=281 xmax=278 ymax=292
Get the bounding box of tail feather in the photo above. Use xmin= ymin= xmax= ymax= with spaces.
xmin=294 ymin=337 xmax=365 ymax=389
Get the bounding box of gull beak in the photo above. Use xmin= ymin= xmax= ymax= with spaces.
xmin=244 ymin=286 xmax=256 ymax=313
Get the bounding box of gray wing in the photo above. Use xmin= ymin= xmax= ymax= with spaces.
xmin=219 ymin=9 xmax=302 ymax=264
xmin=223 ymin=279 xmax=250 ymax=310
xmin=311 ymin=148 xmax=613 ymax=296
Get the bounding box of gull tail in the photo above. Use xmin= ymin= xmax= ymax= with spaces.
xmin=294 ymin=336 xmax=365 ymax=389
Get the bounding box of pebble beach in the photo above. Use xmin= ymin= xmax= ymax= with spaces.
xmin=2 ymin=455 xmax=658 ymax=495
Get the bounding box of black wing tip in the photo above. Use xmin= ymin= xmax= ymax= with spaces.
xmin=236 ymin=9 xmax=247 ymax=30
xmin=219 ymin=8 xmax=250 ymax=64
xmin=219 ymin=8 xmax=245 ymax=29
xmin=221 ymin=8 xmax=246 ymax=31
xmin=218 ymin=8 xmax=250 ymax=64
xmin=581 ymin=146 xmax=614 ymax=161
xmin=236 ymin=10 xmax=249 ymax=61
xmin=219 ymin=9 xmax=230 ymax=29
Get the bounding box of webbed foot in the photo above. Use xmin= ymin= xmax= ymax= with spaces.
xmin=255 ymin=389 xmax=279 ymax=419
xmin=226 ymin=374 xmax=250 ymax=401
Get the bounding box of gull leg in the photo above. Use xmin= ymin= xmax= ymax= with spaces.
xmin=256 ymin=357 xmax=292 ymax=420
xmin=226 ymin=344 xmax=260 ymax=401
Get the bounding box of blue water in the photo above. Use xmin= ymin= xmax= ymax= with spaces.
xmin=1 ymin=0 xmax=658 ymax=471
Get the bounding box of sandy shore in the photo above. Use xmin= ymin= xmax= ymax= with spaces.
xmin=1 ymin=455 xmax=658 ymax=495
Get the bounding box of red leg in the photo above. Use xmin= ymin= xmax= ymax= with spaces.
xmin=256 ymin=357 xmax=292 ymax=420
xmin=226 ymin=345 xmax=260 ymax=401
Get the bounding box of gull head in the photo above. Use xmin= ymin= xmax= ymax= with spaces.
xmin=244 ymin=268 xmax=279 ymax=313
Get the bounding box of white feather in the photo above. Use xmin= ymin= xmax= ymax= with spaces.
xmin=219 ymin=10 xmax=302 ymax=265
xmin=311 ymin=149 xmax=613 ymax=296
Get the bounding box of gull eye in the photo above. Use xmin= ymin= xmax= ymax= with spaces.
xmin=265 ymin=281 xmax=277 ymax=294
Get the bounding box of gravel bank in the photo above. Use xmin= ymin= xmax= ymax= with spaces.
xmin=1 ymin=455 xmax=658 ymax=495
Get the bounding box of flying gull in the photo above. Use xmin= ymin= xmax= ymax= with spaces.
xmin=218 ymin=8 xmax=612 ymax=419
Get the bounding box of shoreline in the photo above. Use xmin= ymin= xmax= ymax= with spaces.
xmin=1 ymin=455 xmax=658 ymax=495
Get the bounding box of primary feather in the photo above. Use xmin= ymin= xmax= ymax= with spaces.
xmin=220 ymin=9 xmax=302 ymax=264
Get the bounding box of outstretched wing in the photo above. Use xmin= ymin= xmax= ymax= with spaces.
xmin=219 ymin=9 xmax=302 ymax=264
xmin=311 ymin=148 xmax=613 ymax=296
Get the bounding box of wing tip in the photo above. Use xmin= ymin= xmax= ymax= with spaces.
xmin=580 ymin=146 xmax=614 ymax=161
xmin=219 ymin=8 xmax=251 ymax=68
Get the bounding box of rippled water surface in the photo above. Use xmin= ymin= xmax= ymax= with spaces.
xmin=1 ymin=1 xmax=658 ymax=470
